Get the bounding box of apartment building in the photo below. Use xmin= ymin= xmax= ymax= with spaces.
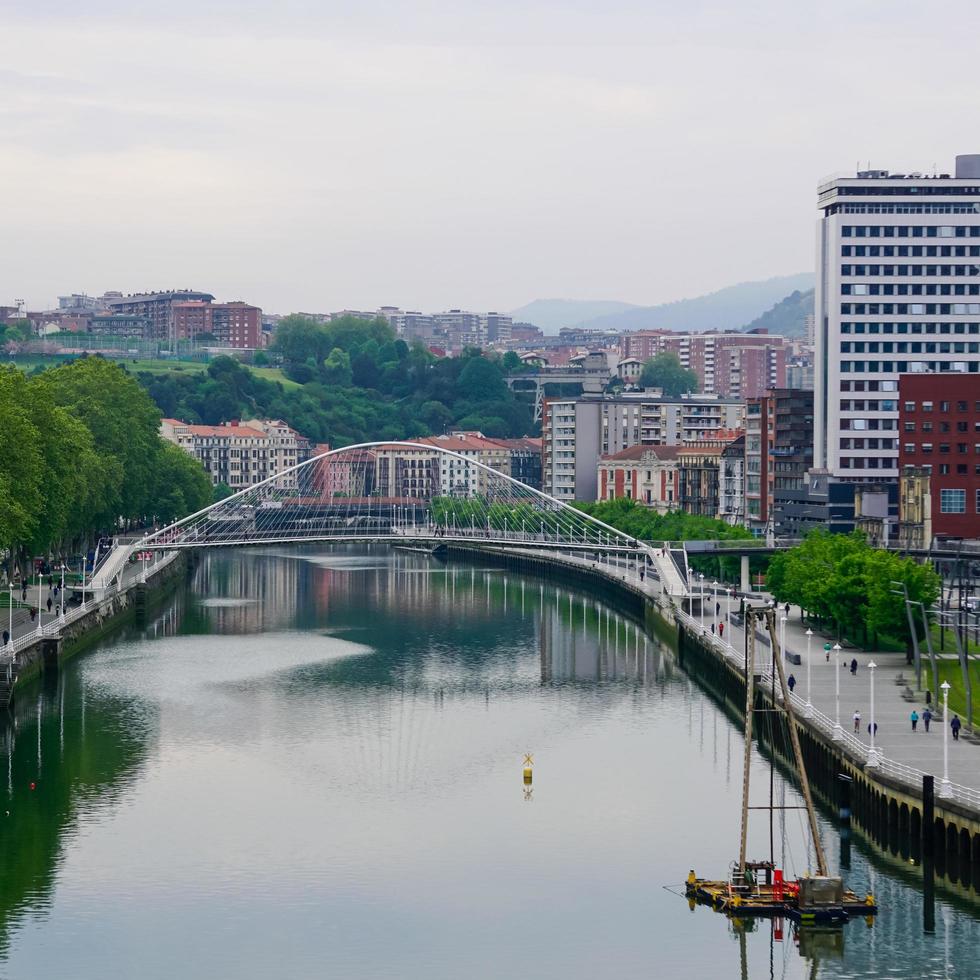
xmin=743 ymin=389 xmax=814 ymax=535
xmin=814 ymin=154 xmax=980 ymax=482
xmin=619 ymin=329 xmax=787 ymax=398
xmin=542 ymin=393 xmax=745 ymax=501
xmin=898 ymin=373 xmax=980 ymax=541
xmin=107 ymin=290 xmax=215 ymax=345
xmin=173 ymin=300 xmax=262 ymax=348
xmin=160 ymin=418 xmax=308 ymax=489
xmin=415 ymin=432 xmax=512 ymax=495
xmin=718 ymin=435 xmax=746 ymax=524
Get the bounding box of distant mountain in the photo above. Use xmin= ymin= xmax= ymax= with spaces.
xmin=741 ymin=288 xmax=814 ymax=337
xmin=508 ymin=298 xmax=637 ymax=334
xmin=571 ymin=273 xmax=815 ymax=334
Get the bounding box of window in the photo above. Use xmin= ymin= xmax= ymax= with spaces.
xmin=977 ymin=489 xmax=980 ymax=513
xmin=940 ymin=488 xmax=966 ymax=513
xmin=922 ymin=401 xmax=934 ymax=411
xmin=904 ymin=401 xmax=916 ymax=412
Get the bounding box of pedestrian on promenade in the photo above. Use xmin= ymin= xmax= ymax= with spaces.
xmin=923 ymin=708 xmax=932 ymax=732
xmin=788 ymin=674 xmax=796 ymax=693
xmin=21 ymin=587 xmax=26 ymax=602
xmin=867 ymin=722 xmax=879 ymax=737
xmin=2 ymin=630 xmax=8 ymax=646
xmin=46 ymin=596 xmax=52 ymax=613
xmin=710 ymin=622 xmax=715 ymax=634
xmin=29 ymin=607 xmax=36 ymax=622
xmin=719 ymin=622 xmax=725 ymax=639
xmin=785 ymin=602 xmax=791 ymax=617
xmin=715 ymin=601 xmax=720 ymax=617
xmin=853 ymin=710 xmax=861 ymax=733
xmin=911 ymin=710 xmax=919 ymax=732
xmin=925 ymin=689 xmax=932 ymax=706
xmin=850 ymin=658 xmax=858 ymax=675
xmin=952 ymin=715 xmax=962 ymax=741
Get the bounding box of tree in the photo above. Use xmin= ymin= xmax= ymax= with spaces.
xmin=639 ymin=352 xmax=698 ymax=396
xmin=213 ymin=482 xmax=234 ymax=503
xmin=150 ymin=442 xmax=213 ymax=525
xmin=0 ymin=368 xmax=43 ymax=556
xmin=322 ymin=348 xmax=352 ymax=387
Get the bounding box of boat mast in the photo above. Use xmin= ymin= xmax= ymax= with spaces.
xmin=764 ymin=607 xmax=828 ymax=877
xmin=738 ymin=609 xmax=757 ymax=873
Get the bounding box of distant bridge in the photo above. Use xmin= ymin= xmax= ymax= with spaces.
xmin=127 ymin=442 xmax=692 ymax=598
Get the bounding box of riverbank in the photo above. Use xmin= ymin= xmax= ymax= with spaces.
xmin=438 ymin=539 xmax=980 ymax=888
xmin=0 ymin=550 xmax=185 ymax=707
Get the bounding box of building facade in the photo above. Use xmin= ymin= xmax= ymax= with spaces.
xmin=541 ymin=393 xmax=745 ymax=501
xmin=718 ymin=435 xmax=746 ymax=525
xmin=898 ymin=373 xmax=980 ymax=540
xmin=173 ymin=300 xmax=262 ymax=348
xmin=107 ymin=290 xmax=215 ymax=345
xmin=619 ymin=329 xmax=787 ymax=399
xmin=597 ymin=445 xmax=681 ymax=511
xmin=814 ymin=154 xmax=980 ymax=483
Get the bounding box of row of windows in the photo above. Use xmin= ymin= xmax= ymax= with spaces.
xmin=842 ymin=284 xmax=980 ymax=296
xmin=837 ymin=205 xmax=980 ymax=215
xmin=903 ymin=443 xmax=980 ymax=455
xmin=842 ymin=225 xmax=980 ymax=237
xmin=836 ymin=186 xmax=980 ymax=197
xmin=938 ymin=489 xmax=980 ymax=515
xmin=841 ymin=303 xmax=980 ymax=315
xmin=842 ymin=245 xmax=980 ymax=257
xmin=841 ymin=322 xmax=980 ymax=334
xmin=842 ymin=342 xmax=980 ymax=353
xmin=839 ymin=380 xmax=898 ymax=391
xmin=922 ymin=463 xmax=980 ymax=476
xmin=839 ymin=419 xmax=897 ymax=431
xmin=839 ymin=458 xmax=896 ymax=470
xmin=840 ymin=361 xmax=978 ymax=373
xmin=840 ymin=400 xmax=898 ymax=411
xmin=842 ymin=264 xmax=980 ymax=276
xmin=904 ymin=421 xmax=980 ymax=434
xmin=903 ymin=400 xmax=979 ymax=413
xmin=840 ymin=438 xmax=897 ymax=450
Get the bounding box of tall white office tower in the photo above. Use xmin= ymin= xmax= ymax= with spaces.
xmin=814 ymin=155 xmax=980 ymax=480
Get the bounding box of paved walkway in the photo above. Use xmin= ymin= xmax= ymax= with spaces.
xmin=698 ymin=590 xmax=978 ymax=789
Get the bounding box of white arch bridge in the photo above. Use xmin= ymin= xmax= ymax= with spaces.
xmin=106 ymin=441 xmax=690 ymax=597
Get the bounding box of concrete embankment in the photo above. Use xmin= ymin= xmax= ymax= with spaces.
xmin=443 ymin=541 xmax=980 ymax=890
xmin=2 ymin=552 xmax=186 ymax=704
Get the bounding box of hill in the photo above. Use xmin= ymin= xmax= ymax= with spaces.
xmin=508 ymin=298 xmax=637 ymax=333
xmin=570 ymin=273 xmax=814 ymax=334
xmin=741 ymin=288 xmax=814 ymax=337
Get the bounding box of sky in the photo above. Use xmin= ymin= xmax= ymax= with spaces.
xmin=1 ymin=0 xmax=977 ymax=315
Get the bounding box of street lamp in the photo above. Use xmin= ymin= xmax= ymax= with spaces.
xmin=804 ymin=628 xmax=813 ymax=717
xmin=867 ymin=661 xmax=880 ymax=767
xmin=832 ymin=643 xmax=843 ymax=740
xmin=698 ymin=573 xmax=706 ymax=632
xmin=59 ymin=563 xmax=66 ymax=623
xmin=940 ymin=680 xmax=953 ymax=799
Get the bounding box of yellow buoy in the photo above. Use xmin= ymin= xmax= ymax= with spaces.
xmin=523 ymin=752 xmax=533 ymax=784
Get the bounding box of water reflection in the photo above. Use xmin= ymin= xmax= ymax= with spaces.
xmin=0 ymin=546 xmax=978 ymax=979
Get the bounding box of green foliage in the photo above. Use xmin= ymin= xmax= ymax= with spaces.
xmin=132 ymin=322 xmax=534 ymax=447
xmin=766 ymin=530 xmax=941 ymax=648
xmin=574 ymin=498 xmax=752 ymax=543
xmin=639 ymin=352 xmax=699 ymax=396
xmin=213 ymin=482 xmax=234 ymax=503
xmin=0 ymin=359 xmax=218 ymax=560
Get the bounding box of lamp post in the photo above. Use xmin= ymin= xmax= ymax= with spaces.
xmin=940 ymin=681 xmax=953 ymax=799
xmin=832 ymin=643 xmax=843 ymax=740
xmin=780 ymin=615 xmax=787 ymax=662
xmin=804 ymin=628 xmax=813 ymax=717
xmin=7 ymin=582 xmax=12 ymax=649
xmin=699 ymin=573 xmax=705 ymax=632
xmin=59 ymin=563 xmax=66 ymax=623
xmin=866 ymin=661 xmax=880 ymax=767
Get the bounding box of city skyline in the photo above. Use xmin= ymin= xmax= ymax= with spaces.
xmin=3 ymin=0 xmax=976 ymax=313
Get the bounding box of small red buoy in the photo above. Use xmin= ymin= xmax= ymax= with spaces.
xmin=29 ymin=782 xmax=35 ymax=791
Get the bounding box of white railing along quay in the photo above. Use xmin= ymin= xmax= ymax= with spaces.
xmin=677 ymin=608 xmax=980 ymax=813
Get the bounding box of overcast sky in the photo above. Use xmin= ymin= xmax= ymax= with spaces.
xmin=2 ymin=0 xmax=976 ymax=314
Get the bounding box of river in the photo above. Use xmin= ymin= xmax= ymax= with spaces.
xmin=0 ymin=547 xmax=978 ymax=979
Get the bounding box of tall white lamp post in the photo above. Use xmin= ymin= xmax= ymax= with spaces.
xmin=866 ymin=661 xmax=880 ymax=767
xmin=804 ymin=628 xmax=813 ymax=717
xmin=940 ymin=680 xmax=953 ymax=798
xmin=832 ymin=643 xmax=843 ymax=740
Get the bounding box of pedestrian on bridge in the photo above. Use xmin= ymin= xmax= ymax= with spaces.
xmin=715 ymin=601 xmax=720 ymax=617
xmin=853 ymin=710 xmax=861 ymax=733
xmin=788 ymin=674 xmax=796 ymax=693
xmin=46 ymin=596 xmax=52 ymax=613
xmin=952 ymin=715 xmax=962 ymax=741
xmin=850 ymin=658 xmax=858 ymax=675
xmin=719 ymin=622 xmax=725 ymax=639
xmin=910 ymin=710 xmax=919 ymax=732
xmin=2 ymin=630 xmax=8 ymax=646
xmin=923 ymin=708 xmax=933 ymax=732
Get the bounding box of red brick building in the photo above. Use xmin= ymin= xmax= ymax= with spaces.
xmin=898 ymin=374 xmax=980 ymax=539
xmin=173 ymin=300 xmax=262 ymax=348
